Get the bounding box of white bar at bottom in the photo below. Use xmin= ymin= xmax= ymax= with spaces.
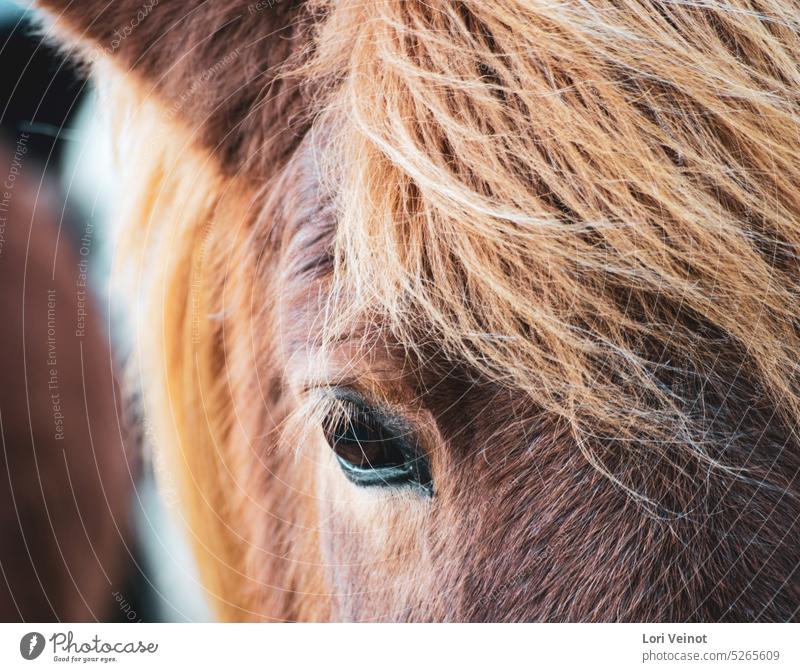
xmin=0 ymin=623 xmax=796 ymax=671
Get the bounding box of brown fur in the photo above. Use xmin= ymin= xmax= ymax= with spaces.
xmin=36 ymin=0 xmax=800 ymax=621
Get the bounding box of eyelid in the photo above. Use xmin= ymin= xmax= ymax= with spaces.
xmin=305 ymin=386 xmax=404 ymax=437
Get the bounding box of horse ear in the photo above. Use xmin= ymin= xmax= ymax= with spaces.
xmin=35 ymin=0 xmax=311 ymax=172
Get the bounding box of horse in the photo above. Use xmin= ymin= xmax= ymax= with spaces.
xmin=36 ymin=0 xmax=800 ymax=621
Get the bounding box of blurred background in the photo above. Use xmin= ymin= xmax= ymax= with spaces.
xmin=0 ymin=0 xmax=210 ymax=622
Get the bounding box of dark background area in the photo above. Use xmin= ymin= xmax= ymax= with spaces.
xmin=0 ymin=1 xmax=209 ymax=623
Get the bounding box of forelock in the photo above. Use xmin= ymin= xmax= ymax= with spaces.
xmin=301 ymin=0 xmax=800 ymax=506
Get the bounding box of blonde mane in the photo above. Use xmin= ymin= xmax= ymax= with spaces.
xmin=307 ymin=0 xmax=800 ymax=503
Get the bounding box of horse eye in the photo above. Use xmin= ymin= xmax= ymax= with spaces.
xmin=321 ymin=402 xmax=432 ymax=495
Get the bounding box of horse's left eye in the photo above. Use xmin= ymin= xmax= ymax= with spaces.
xmin=322 ymin=401 xmax=432 ymax=495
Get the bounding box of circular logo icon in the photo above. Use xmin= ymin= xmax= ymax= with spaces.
xmin=20 ymin=632 xmax=45 ymax=660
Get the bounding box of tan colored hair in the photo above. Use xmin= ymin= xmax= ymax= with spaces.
xmin=306 ymin=0 xmax=800 ymax=504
